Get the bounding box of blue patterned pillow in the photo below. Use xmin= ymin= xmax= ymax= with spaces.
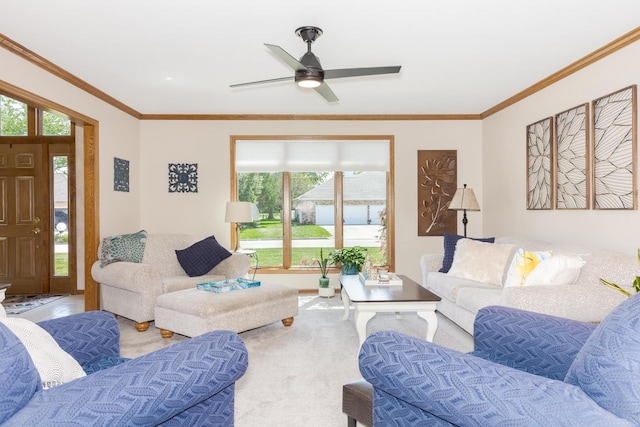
xmin=439 ymin=233 xmax=495 ymax=273
xmin=99 ymin=230 xmax=147 ymax=267
xmin=176 ymin=236 xmax=232 ymax=277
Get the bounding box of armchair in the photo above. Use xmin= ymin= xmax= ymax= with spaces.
xmin=359 ymin=294 xmax=640 ymax=426
xmin=0 ymin=311 xmax=248 ymax=426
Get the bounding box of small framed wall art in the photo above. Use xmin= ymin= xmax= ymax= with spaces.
xmin=555 ymin=103 xmax=589 ymax=209
xmin=114 ymin=157 xmax=130 ymax=192
xmin=592 ymin=85 xmax=637 ymax=210
xmin=526 ymin=117 xmax=554 ymax=210
xmin=168 ymin=163 xmax=198 ymax=193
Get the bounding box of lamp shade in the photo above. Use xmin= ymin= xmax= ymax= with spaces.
xmin=225 ymin=201 xmax=260 ymax=223
xmin=449 ymin=185 xmax=480 ymax=211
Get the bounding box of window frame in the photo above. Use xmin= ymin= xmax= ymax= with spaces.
xmin=230 ymin=135 xmax=395 ymax=274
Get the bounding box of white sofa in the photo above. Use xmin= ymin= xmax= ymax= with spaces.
xmin=421 ymin=236 xmax=638 ymax=334
xmin=91 ymin=234 xmax=250 ymax=332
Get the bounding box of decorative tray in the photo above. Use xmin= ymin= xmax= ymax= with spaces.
xmin=197 ymin=278 xmax=261 ymax=293
xmin=359 ymin=272 xmax=403 ymax=286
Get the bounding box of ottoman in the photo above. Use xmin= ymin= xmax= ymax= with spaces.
xmin=154 ymin=282 xmax=298 ymax=338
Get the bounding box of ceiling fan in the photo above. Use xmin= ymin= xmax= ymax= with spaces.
xmin=230 ymin=26 xmax=401 ymax=102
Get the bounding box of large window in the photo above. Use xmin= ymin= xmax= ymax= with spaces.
xmin=231 ymin=136 xmax=394 ymax=273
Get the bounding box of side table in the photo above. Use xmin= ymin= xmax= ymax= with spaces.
xmin=236 ymin=249 xmax=259 ymax=279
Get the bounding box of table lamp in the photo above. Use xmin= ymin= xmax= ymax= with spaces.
xmin=225 ymin=201 xmax=259 ymax=251
xmin=448 ymin=184 xmax=480 ymax=237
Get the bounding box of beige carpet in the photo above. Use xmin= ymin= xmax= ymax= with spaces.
xmin=118 ymin=295 xmax=473 ymax=427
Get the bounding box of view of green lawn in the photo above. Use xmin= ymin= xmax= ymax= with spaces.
xmin=240 ymin=219 xmax=386 ymax=267
xmin=55 ymin=253 xmax=68 ymax=276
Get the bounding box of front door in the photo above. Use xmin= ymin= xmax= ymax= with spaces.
xmin=0 ymin=143 xmax=46 ymax=293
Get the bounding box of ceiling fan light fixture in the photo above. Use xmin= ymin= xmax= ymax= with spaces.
xmin=296 ymin=76 xmax=322 ymax=88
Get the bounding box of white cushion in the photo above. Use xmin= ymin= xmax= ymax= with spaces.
xmin=504 ymin=248 xmax=553 ymax=287
xmin=447 ymin=239 xmax=515 ymax=287
xmin=0 ymin=317 xmax=86 ymax=388
xmin=523 ymin=253 xmax=586 ymax=286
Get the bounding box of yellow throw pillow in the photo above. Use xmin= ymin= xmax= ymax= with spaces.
xmin=504 ymin=248 xmax=552 ymax=287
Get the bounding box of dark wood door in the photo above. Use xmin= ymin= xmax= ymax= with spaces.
xmin=0 ymin=143 xmax=45 ymax=293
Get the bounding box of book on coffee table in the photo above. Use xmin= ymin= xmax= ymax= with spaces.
xmin=197 ymin=278 xmax=261 ymax=293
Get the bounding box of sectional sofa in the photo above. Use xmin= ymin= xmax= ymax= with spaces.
xmin=421 ymin=235 xmax=637 ymax=334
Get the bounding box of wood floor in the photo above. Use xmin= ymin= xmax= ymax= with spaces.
xmin=15 ymin=295 xmax=85 ymax=322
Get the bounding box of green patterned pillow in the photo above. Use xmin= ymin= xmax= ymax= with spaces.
xmin=99 ymin=230 xmax=147 ymax=267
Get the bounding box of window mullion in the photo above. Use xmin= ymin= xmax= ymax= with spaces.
xmin=282 ymin=172 xmax=292 ymax=268
xmin=334 ymin=171 xmax=344 ymax=248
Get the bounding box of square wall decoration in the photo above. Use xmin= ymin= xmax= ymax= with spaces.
xmin=555 ymin=104 xmax=589 ymax=209
xmin=592 ymin=85 xmax=637 ymax=210
xmin=168 ymin=163 xmax=198 ymax=193
xmin=114 ymin=157 xmax=130 ymax=192
xmin=526 ymin=117 xmax=554 ymax=210
xmin=417 ymin=150 xmax=457 ymax=236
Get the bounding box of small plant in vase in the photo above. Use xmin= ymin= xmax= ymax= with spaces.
xmin=329 ymin=246 xmax=367 ymax=275
xmin=600 ymin=249 xmax=640 ymax=297
xmin=317 ymin=248 xmax=334 ymax=297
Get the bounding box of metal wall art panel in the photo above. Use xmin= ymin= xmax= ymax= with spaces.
xmin=592 ymin=85 xmax=637 ymax=209
xmin=555 ymin=104 xmax=589 ymax=209
xmin=417 ymin=150 xmax=457 ymax=236
xmin=526 ymin=117 xmax=554 ymax=210
xmin=114 ymin=157 xmax=130 ymax=192
xmin=168 ymin=163 xmax=198 ymax=193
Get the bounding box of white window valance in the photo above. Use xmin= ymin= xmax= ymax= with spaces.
xmin=235 ymin=139 xmax=390 ymax=172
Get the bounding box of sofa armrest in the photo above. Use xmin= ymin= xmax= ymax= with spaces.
xmin=5 ymin=330 xmax=248 ymax=427
xmin=470 ymin=305 xmax=595 ymax=379
xmin=210 ymin=253 xmax=251 ymax=279
xmin=501 ymin=285 xmax=625 ymax=323
xmin=359 ymin=331 xmax=632 ymax=427
xmin=37 ymin=311 xmax=120 ymax=365
xmin=91 ymin=260 xmax=162 ymax=293
xmin=420 ymin=253 xmax=444 ymax=287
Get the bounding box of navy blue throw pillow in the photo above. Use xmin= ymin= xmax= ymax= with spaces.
xmin=175 ymin=236 xmax=232 ymax=277
xmin=439 ymin=233 xmax=495 ymax=273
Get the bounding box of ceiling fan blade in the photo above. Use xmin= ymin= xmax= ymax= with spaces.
xmin=314 ymin=82 xmax=339 ymax=103
xmin=265 ymin=44 xmax=307 ymax=71
xmin=324 ymin=65 xmax=401 ymax=79
xmin=230 ymin=76 xmax=293 ymax=88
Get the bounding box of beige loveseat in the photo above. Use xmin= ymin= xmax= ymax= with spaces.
xmin=421 ymin=236 xmax=638 ymax=334
xmin=91 ymin=234 xmax=250 ymax=332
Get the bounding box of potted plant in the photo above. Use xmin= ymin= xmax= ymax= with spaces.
xmin=329 ymin=246 xmax=367 ymax=275
xmin=317 ymin=248 xmax=334 ymax=297
xmin=600 ymin=249 xmax=640 ymax=297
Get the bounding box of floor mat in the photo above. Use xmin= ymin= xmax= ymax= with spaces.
xmin=2 ymin=294 xmax=68 ymax=315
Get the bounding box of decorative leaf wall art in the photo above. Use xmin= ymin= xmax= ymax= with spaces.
xmin=592 ymin=85 xmax=637 ymax=209
xmin=168 ymin=163 xmax=198 ymax=193
xmin=526 ymin=117 xmax=554 ymax=210
xmin=417 ymin=150 xmax=457 ymax=236
xmin=555 ymin=104 xmax=589 ymax=209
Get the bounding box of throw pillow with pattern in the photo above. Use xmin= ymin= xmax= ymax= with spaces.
xmin=99 ymin=230 xmax=148 ymax=267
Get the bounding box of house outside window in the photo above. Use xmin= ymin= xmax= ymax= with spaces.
xmin=231 ymin=136 xmax=394 ymax=273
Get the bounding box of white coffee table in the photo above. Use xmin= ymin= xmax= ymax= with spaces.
xmin=339 ymin=274 xmax=440 ymax=346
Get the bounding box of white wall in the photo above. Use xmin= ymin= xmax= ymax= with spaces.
xmin=0 ymin=49 xmax=141 ymax=289
xmin=140 ymin=120 xmax=483 ymax=288
xmin=483 ymin=40 xmax=640 ymax=254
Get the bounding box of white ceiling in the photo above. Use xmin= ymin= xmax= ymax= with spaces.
xmin=1 ymin=0 xmax=639 ymax=115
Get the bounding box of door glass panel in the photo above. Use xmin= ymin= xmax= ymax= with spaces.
xmin=42 ymin=111 xmax=71 ymax=135
xmin=53 ymin=156 xmax=69 ymax=276
xmin=291 ymin=172 xmax=334 ymax=269
xmin=0 ymin=95 xmax=27 ymax=136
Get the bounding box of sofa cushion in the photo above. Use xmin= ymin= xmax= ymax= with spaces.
xmin=504 ymin=248 xmax=552 ymax=287
xmin=176 ymin=236 xmax=232 ymax=277
xmin=456 ymin=287 xmax=503 ymax=314
xmin=428 ymin=272 xmax=499 ymax=302
xmin=439 ymin=233 xmax=495 ymax=273
xmin=0 ymin=317 xmax=86 ymax=389
xmin=447 ymin=239 xmax=515 ymax=286
xmin=565 ymin=294 xmax=640 ymax=423
xmin=523 ymin=253 xmax=585 ymax=286
xmin=99 ymin=230 xmax=147 ymax=267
